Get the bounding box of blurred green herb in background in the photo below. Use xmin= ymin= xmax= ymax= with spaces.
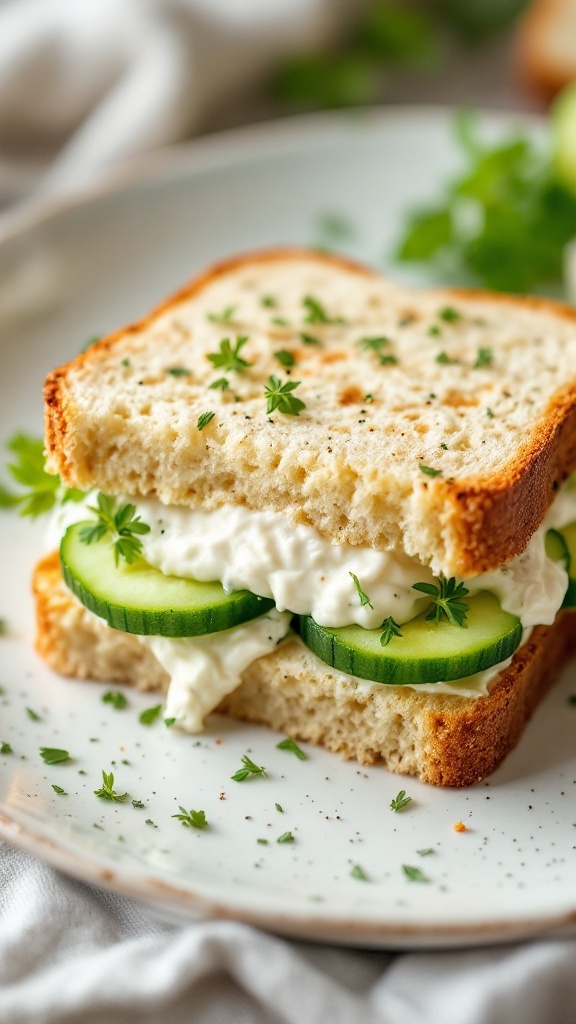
xmin=396 ymin=110 xmax=576 ymax=293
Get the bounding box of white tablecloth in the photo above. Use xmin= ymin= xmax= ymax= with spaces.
xmin=0 ymin=2 xmax=574 ymax=1021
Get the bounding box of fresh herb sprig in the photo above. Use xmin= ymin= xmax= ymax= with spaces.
xmin=302 ymin=295 xmax=345 ymax=325
xmin=390 ymin=790 xmax=412 ymax=812
xmin=207 ymin=336 xmax=251 ymax=374
xmin=0 ymin=433 xmax=84 ymax=518
xmin=172 ymin=806 xmax=208 ymax=830
xmin=349 ymin=572 xmax=373 ymax=609
xmin=94 ymin=770 xmax=128 ymax=803
xmin=39 ymin=747 xmax=70 ymax=765
xmin=276 ymin=737 xmax=307 ymax=760
xmin=231 ymin=755 xmax=267 ymax=782
xmin=79 ymin=493 xmax=150 ymax=567
xmin=412 ymin=576 xmax=470 ymax=627
xmin=264 ymin=376 xmax=306 ymax=417
xmin=380 ymin=617 xmax=403 ymax=647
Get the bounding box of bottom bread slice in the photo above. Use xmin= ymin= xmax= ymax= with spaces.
xmin=33 ymin=552 xmax=576 ymax=787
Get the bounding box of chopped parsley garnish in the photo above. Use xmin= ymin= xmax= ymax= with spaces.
xmin=486 ymin=407 xmax=495 ymax=418
xmin=379 ymin=354 xmax=398 ymax=366
xmin=299 ymin=332 xmax=323 ymax=347
xmin=257 ymin=838 xmax=269 ymax=845
xmin=349 ymin=572 xmax=373 ymax=609
xmin=350 ymin=864 xmax=368 ymax=881
xmin=0 ymin=433 xmax=84 ymax=518
xmin=207 ymin=335 xmax=251 ymax=374
xmin=439 ymin=442 xmax=449 ymax=450
xmin=172 ymin=806 xmax=208 ymax=830
xmin=260 ymin=295 xmax=277 ymax=308
xmin=197 ymin=411 xmax=216 ymax=431
xmin=131 ymin=799 xmax=145 ymax=809
xmin=276 ymin=737 xmax=307 ymax=760
xmin=26 ymin=708 xmax=41 ymax=722
xmin=438 ymin=306 xmax=462 ymax=323
xmin=364 ymin=393 xmax=375 ymax=403
xmin=208 ymin=377 xmax=230 ymax=391
xmin=275 ymin=803 xmax=284 ymax=813
xmin=302 ymin=294 xmax=344 ymax=325
xmin=164 ymin=717 xmax=176 ymax=728
xmin=94 ymin=770 xmax=128 ymax=802
xmin=417 ymin=848 xmax=434 ymax=856
xmin=390 ymin=790 xmax=412 ymax=812
xmin=231 ymin=754 xmax=267 ymax=782
xmin=207 ymin=306 xmax=235 ymax=325
xmin=264 ymin=376 xmax=306 ymax=416
xmin=427 ymin=325 xmax=442 ymax=337
xmin=271 ymin=316 xmax=290 ymax=327
xmin=274 ymin=349 xmax=296 ymax=368
xmin=412 ymin=576 xmax=470 ymax=627
xmin=0 ymin=742 xmax=12 ymax=754
xmin=139 ymin=704 xmax=162 ymax=726
xmin=402 ymin=864 xmax=429 ymax=882
xmin=357 ymin=336 xmax=391 ymax=353
xmin=102 ymin=690 xmax=128 ymax=710
xmin=79 ymin=493 xmax=150 ymax=566
xmin=121 ymin=358 xmax=131 ymax=368
xmin=435 ymin=351 xmax=458 ymax=365
xmin=51 ymin=784 xmax=67 ymax=795
xmin=380 ymin=617 xmax=403 ymax=647
xmin=418 ymin=464 xmax=442 ymax=477
xmin=165 ymin=367 xmax=191 ymax=377
xmin=277 ymin=831 xmax=295 ymax=844
xmin=39 ymin=747 xmax=70 ymax=765
xmin=474 ymin=347 xmax=493 ymax=368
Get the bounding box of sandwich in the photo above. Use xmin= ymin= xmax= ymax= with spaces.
xmin=34 ymin=248 xmax=576 ymax=787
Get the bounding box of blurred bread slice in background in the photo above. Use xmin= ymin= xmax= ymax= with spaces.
xmin=517 ymin=0 xmax=576 ymax=99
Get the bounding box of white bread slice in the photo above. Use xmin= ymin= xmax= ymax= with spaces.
xmin=516 ymin=0 xmax=576 ymax=98
xmin=44 ymin=249 xmax=576 ymax=578
xmin=33 ymin=553 xmax=576 ymax=787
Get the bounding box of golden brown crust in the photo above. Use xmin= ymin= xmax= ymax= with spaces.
xmin=33 ymin=553 xmax=576 ymax=787
xmin=44 ymin=248 xmax=576 ymax=576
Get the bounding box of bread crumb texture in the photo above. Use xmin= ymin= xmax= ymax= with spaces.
xmin=34 ymin=552 xmax=576 ymax=787
xmin=45 ymin=249 xmax=576 ymax=576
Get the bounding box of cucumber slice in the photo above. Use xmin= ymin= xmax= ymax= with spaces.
xmin=300 ymin=592 xmax=522 ymax=685
xmin=60 ymin=522 xmax=274 ymax=637
xmin=552 ymin=83 xmax=576 ymax=197
xmin=545 ymin=528 xmax=570 ymax=568
xmin=558 ymin=521 xmax=576 ymax=608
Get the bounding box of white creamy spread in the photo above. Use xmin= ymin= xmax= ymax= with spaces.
xmin=49 ymin=482 xmax=576 ymax=724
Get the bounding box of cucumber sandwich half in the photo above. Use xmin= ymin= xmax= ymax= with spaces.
xmin=36 ymin=249 xmax=576 ymax=786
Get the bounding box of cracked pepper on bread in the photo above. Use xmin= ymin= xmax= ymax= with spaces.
xmin=35 ymin=249 xmax=576 ymax=785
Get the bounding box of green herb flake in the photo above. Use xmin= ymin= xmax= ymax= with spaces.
xmin=379 ymin=354 xmax=398 ymax=366
xmin=274 ymin=349 xmax=296 ymax=369
xmin=197 ymin=411 xmax=216 ymax=432
xmin=231 ymin=754 xmax=267 ymax=782
xmin=275 ymin=802 xmax=284 ymax=813
xmin=264 ymin=376 xmax=306 ymax=417
xmin=302 ymin=294 xmax=344 ymax=325
xmin=79 ymin=493 xmax=150 ymax=567
xmin=94 ymin=770 xmax=128 ymax=803
xmin=357 ymin=336 xmax=391 ymax=353
xmin=438 ymin=306 xmax=462 ymax=323
xmin=172 ymin=806 xmax=208 ymax=830
xmin=419 ymin=464 xmax=442 ymax=478
xmin=145 ymin=819 xmax=157 ymax=828
xmin=257 ymin=838 xmax=269 ymax=845
xmin=208 ymin=377 xmax=230 ymax=391
xmin=260 ymin=295 xmax=277 ymax=308
xmin=417 ymin=848 xmax=434 ymax=856
xmin=121 ymin=358 xmax=131 ymax=368
xmin=26 ymin=708 xmax=41 ymax=722
xmin=364 ymin=393 xmax=375 ymax=403
xmin=207 ymin=336 xmax=251 ymax=374
xmin=350 ymin=864 xmax=368 ymax=881
xmin=131 ymin=799 xmax=145 ymax=809
xmin=0 ymin=742 xmax=12 ymax=755
xmin=276 ymin=737 xmax=307 ymax=760
xmin=207 ymin=306 xmax=235 ymax=325
xmin=474 ymin=347 xmax=493 ymax=369
xmin=164 ymin=717 xmax=176 ymax=728
xmin=427 ymin=325 xmax=442 ymax=337
xmin=380 ymin=617 xmax=403 ymax=647
xmin=435 ymin=351 xmax=458 ymax=365
xmin=139 ymin=704 xmax=162 ymax=726
xmin=440 ymin=442 xmax=449 ymax=450
xmin=165 ymin=367 xmax=191 ymax=377
xmin=390 ymin=790 xmax=412 ymax=812
xmin=402 ymin=864 xmax=429 ymax=882
xmin=51 ymin=784 xmax=67 ymax=795
xmin=486 ymin=407 xmax=495 ymax=418
xmin=413 ymin=576 xmax=470 ymax=627
xmin=349 ymin=571 xmax=373 ymax=609
xmin=299 ymin=332 xmax=323 ymax=347
xmin=102 ymin=690 xmax=128 ymax=710
xmin=277 ymin=831 xmax=295 ymax=844
xmin=39 ymin=747 xmax=70 ymax=765
xmin=271 ymin=316 xmax=290 ymax=327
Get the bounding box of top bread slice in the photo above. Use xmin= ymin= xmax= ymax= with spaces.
xmin=44 ymin=248 xmax=576 ymax=578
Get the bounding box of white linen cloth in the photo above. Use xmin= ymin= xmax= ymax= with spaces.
xmin=0 ymin=2 xmax=575 ymax=1022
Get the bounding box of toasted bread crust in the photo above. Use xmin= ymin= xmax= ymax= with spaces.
xmin=44 ymin=248 xmax=576 ymax=576
xmin=33 ymin=553 xmax=576 ymax=787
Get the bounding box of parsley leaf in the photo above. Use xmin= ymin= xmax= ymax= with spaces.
xmin=474 ymin=347 xmax=493 ymax=368
xmin=39 ymin=747 xmax=70 ymax=765
xmin=139 ymin=704 xmax=162 ymax=726
xmin=435 ymin=351 xmax=459 ymax=365
xmin=26 ymin=708 xmax=41 ymax=722
xmin=0 ymin=742 xmax=12 ymax=754
xmin=261 ymin=295 xmax=277 ymax=308
xmin=274 ymin=349 xmax=296 ymax=368
xmin=419 ymin=464 xmax=442 ymax=477
xmin=102 ymin=690 xmax=128 ymax=710
xmin=412 ymin=576 xmax=470 ymax=627
xmin=207 ymin=306 xmax=235 ymax=325
xmin=302 ymin=295 xmax=344 ymax=325
xmin=52 ymin=784 xmax=67 ymax=795
xmin=299 ymin=332 xmax=323 ymax=347
xmin=379 ymin=353 xmax=398 ymax=366
xmin=197 ymin=411 xmax=215 ymax=431
xmin=417 ymin=847 xmax=434 ymax=856
xmin=357 ymin=336 xmax=391 ymax=352
xmin=275 ymin=802 xmax=284 ymax=813
xmin=172 ymin=806 xmax=208 ymax=830
xmin=380 ymin=617 xmax=403 ymax=647
xmin=207 ymin=336 xmax=251 ymax=374
xmin=208 ymin=377 xmax=230 ymax=391
xmin=276 ymin=737 xmax=307 ymax=760
xmin=94 ymin=770 xmax=128 ymax=802
xmin=402 ymin=864 xmax=429 ymax=882
xmin=0 ymin=433 xmax=84 ymax=518
xmin=79 ymin=493 xmax=150 ymax=567
xmin=350 ymin=864 xmax=368 ymax=881
xmin=349 ymin=571 xmax=373 ymax=609
xmin=264 ymin=376 xmax=306 ymax=417
xmin=277 ymin=831 xmax=295 ymax=844
xmin=390 ymin=790 xmax=412 ymax=812
xmin=231 ymin=754 xmax=267 ymax=782
xmin=438 ymin=306 xmax=462 ymax=323
xmin=165 ymin=367 xmax=191 ymax=377
xmin=131 ymin=799 xmax=145 ymax=809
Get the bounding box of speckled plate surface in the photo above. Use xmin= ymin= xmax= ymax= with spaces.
xmin=0 ymin=107 xmax=575 ymax=950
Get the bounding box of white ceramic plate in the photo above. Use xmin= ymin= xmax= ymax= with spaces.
xmin=0 ymin=107 xmax=574 ymax=950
